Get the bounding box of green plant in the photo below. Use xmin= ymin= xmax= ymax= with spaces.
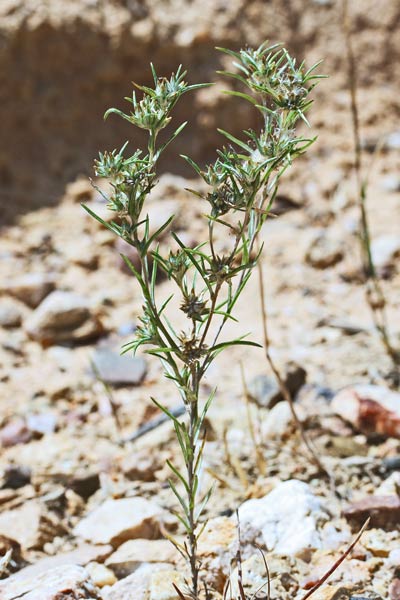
xmin=84 ymin=43 xmax=322 ymax=598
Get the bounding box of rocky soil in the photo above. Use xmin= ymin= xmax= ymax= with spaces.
xmin=0 ymin=1 xmax=400 ymax=599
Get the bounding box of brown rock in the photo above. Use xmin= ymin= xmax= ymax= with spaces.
xmin=66 ymin=178 xmax=94 ymax=203
xmin=25 ymin=291 xmax=104 ymax=345
xmin=0 ymin=564 xmax=100 ymax=600
xmin=305 ymin=234 xmax=344 ymax=269
xmin=344 ymin=495 xmax=400 ymax=530
xmin=74 ymin=497 xmax=164 ymax=547
xmin=1 ymin=273 xmax=56 ymax=308
xmin=390 ymin=578 xmax=400 ymax=600
xmin=332 ymin=385 xmax=400 ymax=438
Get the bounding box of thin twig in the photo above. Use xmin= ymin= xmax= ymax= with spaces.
xmin=301 ymin=518 xmax=370 ymax=600
xmin=256 ymin=254 xmax=330 ymax=479
xmin=342 ymin=0 xmax=399 ymax=373
xmin=240 ymin=361 xmax=267 ymax=476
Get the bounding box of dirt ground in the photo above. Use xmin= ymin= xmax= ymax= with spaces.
xmin=0 ymin=1 xmax=399 ymax=599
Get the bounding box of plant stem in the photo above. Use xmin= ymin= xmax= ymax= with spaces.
xmin=343 ymin=0 xmax=400 ymax=375
xmin=256 ymin=250 xmax=331 ymax=479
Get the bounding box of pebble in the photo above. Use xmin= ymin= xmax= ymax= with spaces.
xmin=66 ymin=177 xmax=94 ymax=202
xmin=25 ymin=290 xmax=104 ymax=345
xmin=0 ymin=300 xmax=22 ymax=328
xmin=0 ymin=418 xmax=32 ymax=447
xmin=261 ymin=401 xmax=294 ymax=438
xmin=371 ymin=234 xmax=400 ymax=271
xmin=344 ymin=495 xmax=400 ymax=530
xmin=332 ymin=384 xmax=400 ymax=438
xmin=248 ymin=362 xmax=306 ymax=409
xmin=74 ymin=497 xmax=164 ymax=547
xmin=85 ymin=561 xmax=117 ymax=588
xmin=102 ymin=563 xmax=171 ymax=600
xmin=305 ymin=234 xmax=344 ymax=269
xmin=238 ymin=480 xmax=329 ymax=561
xmin=91 ymin=346 xmax=147 ymax=386
xmin=0 ymin=273 xmax=56 ymax=308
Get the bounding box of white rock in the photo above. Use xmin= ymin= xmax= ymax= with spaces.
xmin=150 ymin=570 xmax=186 ymax=600
xmin=375 ymin=472 xmax=400 ymax=496
xmin=261 ymin=401 xmax=301 ymax=439
xmin=371 ymin=234 xmax=400 ymax=269
xmin=74 ymin=497 xmax=164 ymax=547
xmin=237 ymin=480 xmax=329 ymax=560
xmin=105 ymin=539 xmax=179 ymax=576
xmin=102 ymin=563 xmax=170 ymax=600
xmin=0 ymin=564 xmax=99 ymax=600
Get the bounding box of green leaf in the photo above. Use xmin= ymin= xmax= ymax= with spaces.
xmin=167 ymin=460 xmax=190 ymax=494
xmin=168 ymin=478 xmax=190 ymax=521
xmin=104 ymin=107 xmax=131 ymax=122
xmin=180 ymin=155 xmax=203 ymax=178
xmin=217 ymin=128 xmax=254 ymax=153
xmin=81 ymin=203 xmax=121 ymax=237
xmin=221 ymin=90 xmax=259 ymax=107
xmin=209 ymin=339 xmax=262 ymax=353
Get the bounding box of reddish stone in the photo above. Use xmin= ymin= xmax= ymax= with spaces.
xmin=390 ymin=578 xmax=400 ymax=600
xmin=343 ymin=495 xmax=400 ymax=530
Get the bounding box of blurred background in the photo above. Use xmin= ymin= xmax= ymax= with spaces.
xmin=1 ymin=0 xmax=399 ymax=223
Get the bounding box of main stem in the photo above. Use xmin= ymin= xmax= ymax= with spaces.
xmin=187 ymin=389 xmax=199 ymax=597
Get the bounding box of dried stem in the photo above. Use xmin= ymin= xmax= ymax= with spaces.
xmin=342 ymin=0 xmax=400 ymax=374
xmin=256 ymin=253 xmax=330 ymax=478
xmin=301 ymin=518 xmax=370 ymax=600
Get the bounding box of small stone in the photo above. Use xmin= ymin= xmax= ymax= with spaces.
xmin=371 ymin=235 xmax=400 ymax=270
xmin=25 ymin=291 xmax=104 ymax=345
xmin=309 ymin=586 xmax=351 ymax=600
xmin=362 ymin=528 xmax=392 ymax=557
xmin=0 ymin=500 xmax=65 ymax=550
xmin=238 ymin=480 xmax=329 ymax=561
xmin=27 ymin=412 xmax=57 ymax=435
xmin=375 ymin=472 xmax=400 ymax=496
xmin=0 ymin=564 xmax=100 ymax=600
xmin=332 ymin=385 xmax=400 ymax=438
xmin=248 ymin=362 xmax=306 ymax=409
xmin=386 ymin=131 xmax=400 ymax=150
xmin=0 ymin=300 xmax=22 ymax=328
xmin=0 ymin=418 xmax=32 ymax=447
xmin=92 ymin=347 xmax=147 ymax=386
xmin=68 ymin=470 xmax=100 ymax=499
xmin=261 ymin=401 xmax=294 ymax=439
xmin=86 ymin=562 xmax=117 ymax=588
xmin=106 ymin=539 xmax=178 ymax=577
xmin=149 ymin=570 xmax=186 ymax=600
xmin=66 ymin=177 xmax=93 ymax=202
xmin=344 ymin=495 xmax=400 ymax=530
xmin=305 ymin=234 xmax=344 ymax=269
xmin=390 ymin=579 xmax=400 ymax=600
xmin=121 ymin=450 xmax=161 ymax=482
xmin=1 ymin=465 xmax=31 ymax=489
xmin=381 ymin=175 xmax=400 ymax=193
xmin=1 ymin=273 xmax=56 ymax=308
xmin=74 ymin=497 xmax=164 ymax=547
